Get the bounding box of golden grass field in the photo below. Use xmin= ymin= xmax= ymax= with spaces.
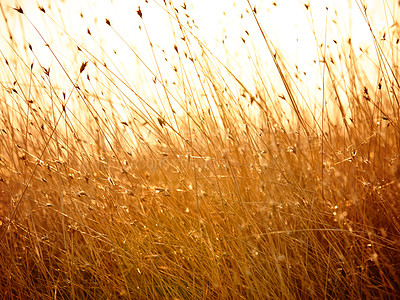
xmin=0 ymin=0 xmax=399 ymax=298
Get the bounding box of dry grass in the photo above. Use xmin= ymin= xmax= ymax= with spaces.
xmin=1 ymin=1 xmax=400 ymax=299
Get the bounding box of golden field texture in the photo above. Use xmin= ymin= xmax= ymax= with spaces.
xmin=0 ymin=1 xmax=399 ymax=298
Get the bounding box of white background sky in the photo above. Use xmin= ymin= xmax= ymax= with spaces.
xmin=1 ymin=0 xmax=399 ymax=108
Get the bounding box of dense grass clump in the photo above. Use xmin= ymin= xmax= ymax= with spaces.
xmin=1 ymin=1 xmax=399 ymax=298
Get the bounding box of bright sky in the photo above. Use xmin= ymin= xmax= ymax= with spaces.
xmin=1 ymin=0 xmax=398 ymax=113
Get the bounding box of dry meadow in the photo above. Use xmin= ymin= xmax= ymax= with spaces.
xmin=0 ymin=1 xmax=399 ymax=298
